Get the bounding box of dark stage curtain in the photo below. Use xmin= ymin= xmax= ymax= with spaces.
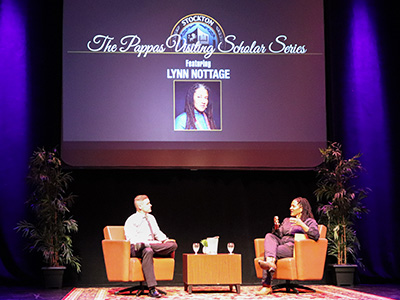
xmin=324 ymin=0 xmax=400 ymax=282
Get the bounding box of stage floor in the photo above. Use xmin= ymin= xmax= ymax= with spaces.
xmin=0 ymin=284 xmax=399 ymax=300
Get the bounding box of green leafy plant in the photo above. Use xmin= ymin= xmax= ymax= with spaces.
xmin=314 ymin=142 xmax=369 ymax=265
xmin=15 ymin=147 xmax=81 ymax=272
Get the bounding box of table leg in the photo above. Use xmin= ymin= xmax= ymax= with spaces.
xmin=236 ymin=284 xmax=241 ymax=294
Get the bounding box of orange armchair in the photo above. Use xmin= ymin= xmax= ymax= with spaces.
xmin=102 ymin=226 xmax=176 ymax=295
xmin=254 ymin=224 xmax=328 ymax=293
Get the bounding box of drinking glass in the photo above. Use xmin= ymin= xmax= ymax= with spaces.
xmin=192 ymin=243 xmax=200 ymax=254
xmin=227 ymin=242 xmax=235 ymax=254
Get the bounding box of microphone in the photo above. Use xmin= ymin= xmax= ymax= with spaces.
xmin=274 ymin=216 xmax=280 ymax=230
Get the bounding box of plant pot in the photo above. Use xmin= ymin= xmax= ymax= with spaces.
xmin=42 ymin=266 xmax=66 ymax=289
xmin=331 ymin=264 xmax=357 ymax=287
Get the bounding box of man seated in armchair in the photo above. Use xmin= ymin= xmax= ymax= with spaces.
xmin=124 ymin=195 xmax=178 ymax=298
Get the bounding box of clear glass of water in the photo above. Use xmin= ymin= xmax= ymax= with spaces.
xmin=192 ymin=243 xmax=200 ymax=254
xmin=227 ymin=242 xmax=235 ymax=254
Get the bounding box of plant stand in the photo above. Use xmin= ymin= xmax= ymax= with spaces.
xmin=331 ymin=264 xmax=357 ymax=287
xmin=42 ymin=266 xmax=66 ymax=288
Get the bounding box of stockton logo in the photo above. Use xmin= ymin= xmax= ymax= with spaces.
xmin=166 ymin=14 xmax=227 ymax=58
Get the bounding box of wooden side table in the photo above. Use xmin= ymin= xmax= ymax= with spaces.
xmin=182 ymin=253 xmax=242 ymax=294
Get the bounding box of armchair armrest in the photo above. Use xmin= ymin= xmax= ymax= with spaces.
xmin=294 ymin=237 xmax=328 ymax=280
xmin=102 ymin=239 xmax=131 ymax=281
xmin=254 ymin=238 xmax=265 ymax=258
xmin=253 ymin=238 xmax=265 ymax=279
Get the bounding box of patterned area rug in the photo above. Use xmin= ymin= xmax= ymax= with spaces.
xmin=62 ymin=285 xmax=395 ymax=300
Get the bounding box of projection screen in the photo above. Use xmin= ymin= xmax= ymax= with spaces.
xmin=62 ymin=0 xmax=326 ymax=169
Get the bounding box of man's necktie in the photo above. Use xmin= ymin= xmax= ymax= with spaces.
xmin=145 ymin=215 xmax=155 ymax=241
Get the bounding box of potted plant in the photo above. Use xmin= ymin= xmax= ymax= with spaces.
xmin=15 ymin=147 xmax=81 ymax=288
xmin=314 ymin=142 xmax=368 ymax=286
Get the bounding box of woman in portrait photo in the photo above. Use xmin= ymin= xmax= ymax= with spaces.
xmin=175 ymin=82 xmax=218 ymax=130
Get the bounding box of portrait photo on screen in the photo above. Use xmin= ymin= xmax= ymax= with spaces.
xmin=62 ymin=0 xmax=326 ymax=169
xmin=174 ymin=81 xmax=222 ymax=131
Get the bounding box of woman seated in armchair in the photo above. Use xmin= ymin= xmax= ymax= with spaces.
xmin=257 ymin=197 xmax=319 ymax=295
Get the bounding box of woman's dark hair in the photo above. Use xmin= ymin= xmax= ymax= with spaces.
xmin=294 ymin=197 xmax=315 ymax=221
xmin=184 ymin=83 xmax=216 ymax=129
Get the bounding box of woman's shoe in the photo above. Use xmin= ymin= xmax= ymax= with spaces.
xmin=256 ymin=286 xmax=272 ymax=295
xmin=258 ymin=259 xmax=276 ymax=272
